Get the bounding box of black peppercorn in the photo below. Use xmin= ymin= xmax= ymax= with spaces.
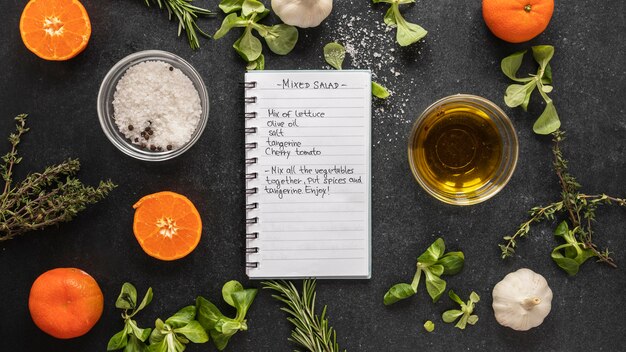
xmin=134 ymin=138 xmax=139 ymax=142
xmin=128 ymin=125 xmax=134 ymax=131
xmin=157 ymin=146 xmax=163 ymax=151
xmin=169 ymin=66 xmax=174 ymax=71
xmin=167 ymin=145 xmax=173 ymax=151
xmin=150 ymin=145 xmax=156 ymax=151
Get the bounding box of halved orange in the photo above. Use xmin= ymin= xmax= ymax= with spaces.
xmin=19 ymin=0 xmax=92 ymax=61
xmin=133 ymin=191 xmax=203 ymax=261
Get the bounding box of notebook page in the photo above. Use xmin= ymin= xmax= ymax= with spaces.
xmin=245 ymin=70 xmax=371 ymax=279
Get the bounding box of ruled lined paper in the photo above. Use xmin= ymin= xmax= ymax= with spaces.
xmin=245 ymin=71 xmax=371 ymax=279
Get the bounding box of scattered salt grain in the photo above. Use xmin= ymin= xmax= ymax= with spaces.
xmin=113 ymin=61 xmax=202 ymax=151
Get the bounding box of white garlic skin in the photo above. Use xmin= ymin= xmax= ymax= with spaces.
xmin=271 ymin=0 xmax=333 ymax=28
xmin=492 ymin=268 xmax=553 ymax=331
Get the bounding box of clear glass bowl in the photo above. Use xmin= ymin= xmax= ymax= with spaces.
xmin=97 ymin=50 xmax=209 ymax=161
xmin=408 ymin=94 xmax=519 ymax=205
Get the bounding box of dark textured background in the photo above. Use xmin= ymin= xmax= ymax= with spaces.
xmin=1 ymin=0 xmax=625 ymax=351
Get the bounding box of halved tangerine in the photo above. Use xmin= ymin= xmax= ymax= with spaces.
xmin=133 ymin=191 xmax=203 ymax=261
xmin=19 ymin=0 xmax=92 ymax=61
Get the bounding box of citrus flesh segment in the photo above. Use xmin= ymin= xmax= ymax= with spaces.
xmin=133 ymin=191 xmax=203 ymax=261
xmin=19 ymin=0 xmax=91 ymax=60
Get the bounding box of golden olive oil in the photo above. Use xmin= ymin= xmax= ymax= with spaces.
xmin=411 ymin=104 xmax=502 ymax=195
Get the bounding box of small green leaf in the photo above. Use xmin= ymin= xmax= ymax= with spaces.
xmin=424 ymin=271 xmax=446 ymax=302
xmin=196 ymin=296 xmax=224 ymax=331
xmin=383 ymin=283 xmax=416 ymax=305
xmin=210 ymin=329 xmax=233 ymax=351
xmin=504 ymin=82 xmax=536 ymax=108
xmin=214 ymin=13 xmax=249 ymax=40
xmin=107 ymin=328 xmax=129 ymax=350
xmin=128 ymin=320 xmax=152 ymax=342
xmin=126 ymin=334 xmax=150 ymax=352
xmin=165 ymin=306 xmax=196 ymax=329
xmin=437 ymin=251 xmax=465 ymax=275
xmin=532 ymin=45 xmax=555 ymax=69
xmin=215 ymin=319 xmax=244 ymax=335
xmin=241 ymin=0 xmax=266 ymax=17
xmin=447 ymin=290 xmax=464 ymax=306
xmin=417 ymin=238 xmax=445 ymax=265
xmin=383 ymin=7 xmax=397 ymax=26
xmin=396 ymin=19 xmax=427 ymax=46
xmin=219 ymin=0 xmax=244 ymax=14
xmin=542 ymin=64 xmax=553 ymax=84
xmin=174 ymin=321 xmax=209 ymax=344
xmin=554 ymin=221 xmax=568 ymax=238
xmin=231 ymin=288 xmax=258 ymax=321
xmin=428 ymin=264 xmax=444 ymax=277
xmin=135 ymin=287 xmax=153 ymax=314
xmin=233 ymin=28 xmax=263 ymax=62
xmin=532 ymin=102 xmax=560 ymax=135
xmin=455 ymin=313 xmax=469 ymax=329
xmin=501 ymin=50 xmax=528 ymax=82
xmin=324 ymin=42 xmax=346 ymax=70
xmin=467 ymin=315 xmax=479 ymax=325
xmin=423 ymin=320 xmax=435 ymax=332
xmin=116 ymin=283 xmax=138 ymax=310
xmin=222 ymin=280 xmax=244 ymax=308
xmin=469 ymin=291 xmax=480 ymax=303
xmin=264 ymin=24 xmax=299 ymax=55
xmin=442 ymin=309 xmax=463 ymax=323
xmin=246 ymin=54 xmax=265 ymax=70
xmin=371 ymin=82 xmax=390 ymax=99
xmin=542 ymin=85 xmax=553 ymax=93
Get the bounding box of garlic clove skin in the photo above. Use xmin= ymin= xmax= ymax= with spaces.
xmin=492 ymin=268 xmax=553 ymax=331
xmin=271 ymin=0 xmax=333 ymax=28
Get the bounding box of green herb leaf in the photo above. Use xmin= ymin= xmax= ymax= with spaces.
xmin=501 ymin=50 xmax=529 ymax=82
xmin=383 ymin=7 xmax=396 ymax=26
xmin=241 ymin=0 xmax=265 ymax=17
xmin=222 ymin=280 xmax=244 ymax=307
xmin=532 ymin=45 xmax=554 ymax=70
xmin=209 ymin=329 xmax=233 ymax=351
xmin=165 ymin=306 xmax=196 ymax=329
xmin=126 ymin=334 xmax=150 ymax=352
xmin=219 ymin=0 xmax=244 ymax=13
xmin=214 ymin=13 xmax=248 ymax=40
xmin=116 ymin=283 xmax=138 ymax=310
xmin=324 ymin=42 xmax=346 ymax=70
xmin=231 ymin=288 xmax=258 ymax=320
xmin=143 ymin=0 xmax=213 ymax=50
xmin=196 ymin=296 xmax=224 ymax=331
xmin=246 ymin=54 xmax=265 ymax=70
xmin=233 ymin=28 xmax=263 ymax=61
xmin=504 ymin=82 xmax=536 ymax=108
xmin=424 ymin=270 xmax=446 ymax=302
xmin=437 ymin=251 xmax=465 ymax=275
xmin=263 ymin=24 xmax=299 ymax=55
xmin=396 ymin=19 xmax=427 ymax=47
xmin=532 ymin=101 xmax=560 ymax=135
xmin=442 ymin=290 xmax=480 ymax=329
xmin=442 ymin=309 xmax=463 ymax=323
xmin=135 ymin=287 xmax=153 ymax=315
xmin=107 ymin=327 xmax=130 ymax=350
xmin=128 ymin=320 xmax=152 ymax=342
xmin=383 ymin=283 xmax=416 ymax=305
xmin=423 ymin=320 xmax=435 ymax=332
xmin=174 ymin=321 xmax=209 ymax=344
xmin=371 ymin=82 xmax=390 ymax=99
xmin=417 ymin=238 xmax=445 ymax=265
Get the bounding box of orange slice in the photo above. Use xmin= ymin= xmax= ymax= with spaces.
xmin=19 ymin=0 xmax=91 ymax=61
xmin=133 ymin=191 xmax=203 ymax=261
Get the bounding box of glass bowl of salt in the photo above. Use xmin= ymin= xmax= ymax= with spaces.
xmin=97 ymin=50 xmax=209 ymax=161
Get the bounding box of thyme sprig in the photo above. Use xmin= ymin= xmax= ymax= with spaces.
xmin=500 ymin=131 xmax=625 ymax=273
xmin=142 ymin=0 xmax=214 ymax=50
xmin=263 ymin=279 xmax=345 ymax=352
xmin=0 ymin=114 xmax=116 ymax=242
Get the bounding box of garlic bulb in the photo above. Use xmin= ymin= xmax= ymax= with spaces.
xmin=271 ymin=0 xmax=333 ymax=28
xmin=492 ymin=268 xmax=553 ymax=331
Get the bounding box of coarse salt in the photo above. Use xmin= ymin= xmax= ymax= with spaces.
xmin=112 ymin=61 xmax=202 ymax=151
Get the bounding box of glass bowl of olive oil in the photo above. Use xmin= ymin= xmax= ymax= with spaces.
xmin=408 ymin=94 xmax=518 ymax=205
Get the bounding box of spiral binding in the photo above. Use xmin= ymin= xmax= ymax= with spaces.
xmin=245 ymin=82 xmax=259 ymax=269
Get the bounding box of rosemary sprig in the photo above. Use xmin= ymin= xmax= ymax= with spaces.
xmin=500 ymin=130 xmax=626 ymax=272
xmin=143 ymin=0 xmax=214 ymax=50
xmin=0 ymin=114 xmax=116 ymax=242
xmin=263 ymin=279 xmax=345 ymax=352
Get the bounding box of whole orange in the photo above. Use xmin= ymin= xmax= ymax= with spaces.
xmin=482 ymin=0 xmax=554 ymax=43
xmin=29 ymin=268 xmax=104 ymax=339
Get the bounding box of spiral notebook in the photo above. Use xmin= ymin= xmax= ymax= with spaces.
xmin=244 ymin=70 xmax=372 ymax=279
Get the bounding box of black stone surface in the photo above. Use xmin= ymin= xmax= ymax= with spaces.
xmin=1 ymin=0 xmax=625 ymax=351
